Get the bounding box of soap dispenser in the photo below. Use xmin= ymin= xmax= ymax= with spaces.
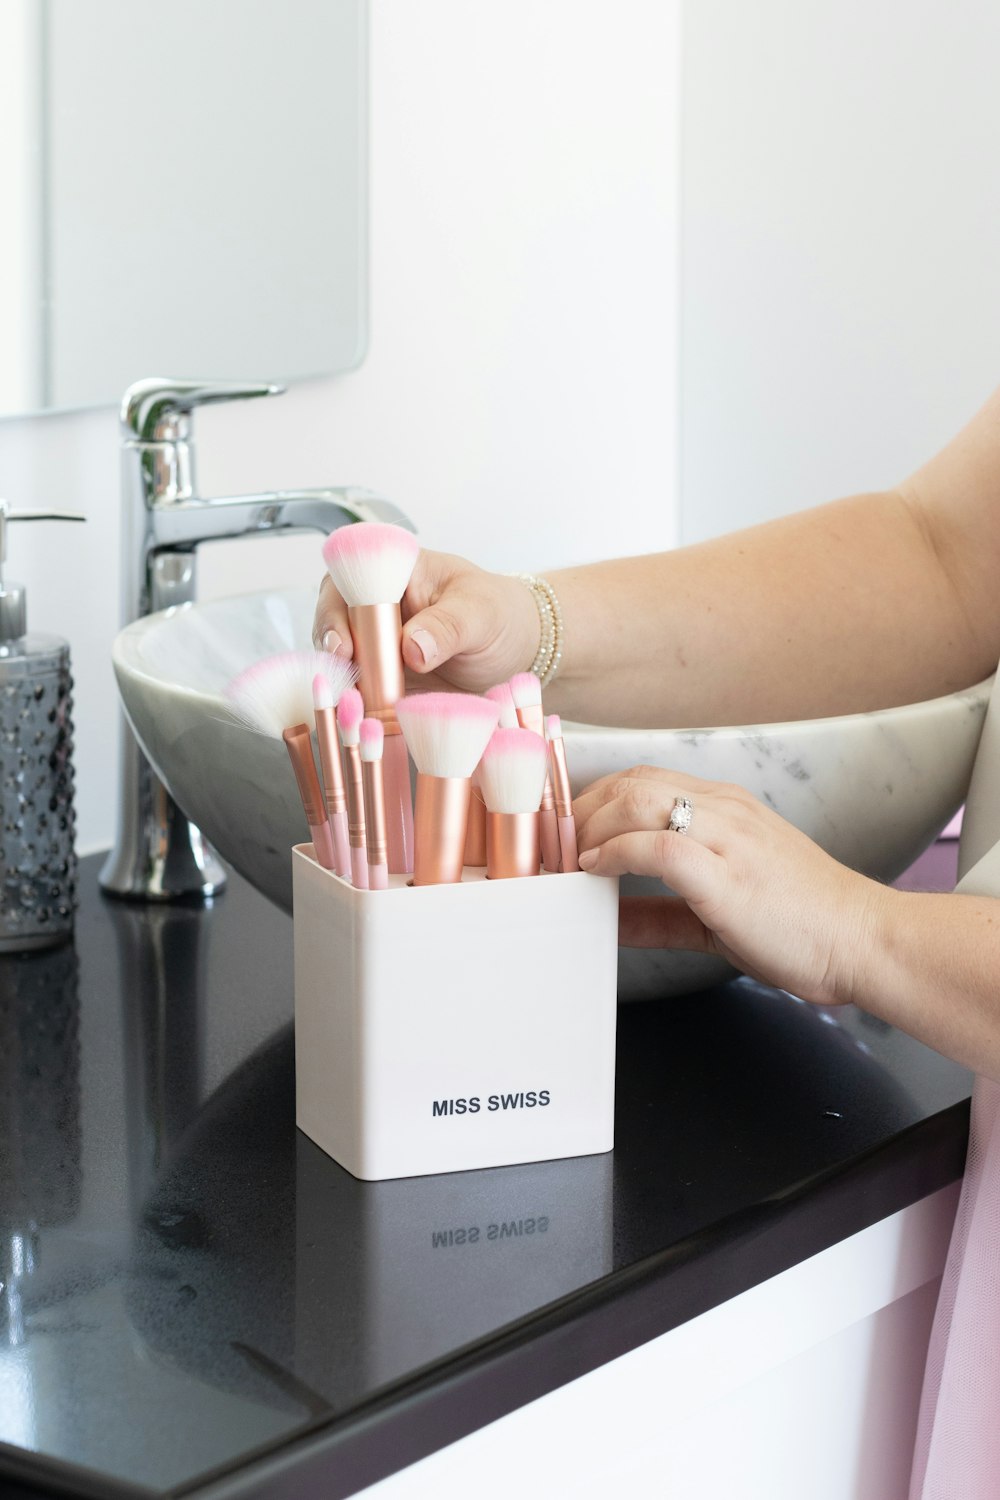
xmin=0 ymin=500 xmax=86 ymax=953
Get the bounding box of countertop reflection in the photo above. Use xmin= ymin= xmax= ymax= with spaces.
xmin=0 ymin=857 xmax=972 ymax=1499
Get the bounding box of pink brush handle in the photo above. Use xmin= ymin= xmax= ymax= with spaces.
xmin=310 ymin=819 xmax=336 ymax=871
xmin=331 ymin=809 xmax=351 ymax=881
xmin=368 ymin=860 xmax=388 ymax=890
xmin=557 ymin=814 xmax=579 ymax=873
xmin=351 ymin=843 xmax=369 ymax=889
xmin=382 ymin=732 xmax=414 ymax=875
xmin=540 ymin=806 xmax=561 ymax=873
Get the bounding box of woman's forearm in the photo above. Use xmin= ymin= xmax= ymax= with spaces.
xmin=845 ymin=888 xmax=1000 ymax=1082
xmin=543 ymin=487 xmax=991 ymax=727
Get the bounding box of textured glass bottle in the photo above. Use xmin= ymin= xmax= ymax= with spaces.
xmin=1 ymin=635 xmax=78 ymax=951
xmin=0 ymin=503 xmax=85 ymax=953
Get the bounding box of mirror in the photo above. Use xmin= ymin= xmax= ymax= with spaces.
xmin=0 ymin=0 xmax=367 ymax=418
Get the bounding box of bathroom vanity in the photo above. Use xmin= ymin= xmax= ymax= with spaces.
xmin=0 ymin=855 xmax=969 ymax=1499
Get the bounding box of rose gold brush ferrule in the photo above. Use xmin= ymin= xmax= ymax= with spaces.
xmin=464 ymin=784 xmax=487 ymax=866
xmin=486 ymin=811 xmax=541 ymax=880
xmin=348 ymin=601 xmax=413 ymax=875
xmin=282 ymin=725 xmax=335 ymax=870
xmin=343 ymin=741 xmax=369 ymax=889
xmin=547 ymin=735 xmax=580 ymax=872
xmin=412 ymin=774 xmax=471 ymax=886
xmin=361 ymin=757 xmax=389 ymax=889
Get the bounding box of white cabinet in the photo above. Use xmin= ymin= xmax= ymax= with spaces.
xmin=362 ymin=1184 xmax=959 ymax=1499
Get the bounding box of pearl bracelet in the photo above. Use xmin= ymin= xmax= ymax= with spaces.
xmin=510 ymin=573 xmax=563 ymax=688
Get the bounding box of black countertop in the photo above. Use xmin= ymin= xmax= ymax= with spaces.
xmin=0 ymin=854 xmax=971 ymax=1500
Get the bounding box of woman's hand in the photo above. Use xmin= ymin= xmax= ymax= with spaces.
xmin=313 ymin=548 xmax=539 ymax=694
xmin=574 ymin=765 xmax=888 ymax=1007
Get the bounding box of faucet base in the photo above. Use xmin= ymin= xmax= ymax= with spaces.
xmin=99 ymin=740 xmax=227 ymax=903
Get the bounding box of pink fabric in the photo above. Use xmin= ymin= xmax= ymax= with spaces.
xmin=910 ymin=1074 xmax=1000 ymax=1498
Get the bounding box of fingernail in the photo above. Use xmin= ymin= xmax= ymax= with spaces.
xmin=578 ymin=848 xmax=598 ymax=870
xmin=322 ymin=629 xmax=342 ymax=655
xmin=410 ymin=629 xmax=439 ymax=667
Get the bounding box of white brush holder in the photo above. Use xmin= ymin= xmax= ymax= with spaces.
xmin=292 ymin=845 xmax=619 ymax=1181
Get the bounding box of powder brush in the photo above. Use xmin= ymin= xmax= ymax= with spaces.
xmin=396 ymin=692 xmax=500 ymax=886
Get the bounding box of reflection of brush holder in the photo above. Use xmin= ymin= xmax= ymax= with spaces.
xmin=292 ymin=845 xmax=619 ymax=1181
xmin=295 ymin=1137 xmax=614 ymax=1394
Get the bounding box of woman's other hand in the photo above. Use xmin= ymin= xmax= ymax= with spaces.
xmin=574 ymin=765 xmax=886 ymax=1007
xmin=313 ymin=547 xmax=540 ymax=693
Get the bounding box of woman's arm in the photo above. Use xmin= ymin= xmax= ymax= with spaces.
xmin=848 ymin=889 xmax=1000 ymax=1081
xmin=545 ymin=384 xmax=1000 ymax=724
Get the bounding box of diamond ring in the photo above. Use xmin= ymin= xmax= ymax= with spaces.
xmin=667 ymin=795 xmax=693 ymax=834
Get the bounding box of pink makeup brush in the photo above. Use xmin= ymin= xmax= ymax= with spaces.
xmin=225 ymin=650 xmax=357 ymax=871
xmin=478 ymin=728 xmax=548 ymax=880
xmin=359 ymin=718 xmax=389 ymax=890
xmin=313 ymin=674 xmax=351 ymax=879
xmin=508 ymin=672 xmax=561 ymax=873
xmin=322 ymin=522 xmax=419 ymax=877
xmin=396 ymin=692 xmax=500 ymax=886
xmin=485 ymin=681 xmax=520 ymax=729
xmin=545 ymin=715 xmax=580 ymax=873
xmin=337 ymin=687 xmax=369 ymax=889
xmin=464 ymin=681 xmax=522 ymax=865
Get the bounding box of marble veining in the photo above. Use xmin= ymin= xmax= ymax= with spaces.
xmin=112 ymin=587 xmax=993 ymax=998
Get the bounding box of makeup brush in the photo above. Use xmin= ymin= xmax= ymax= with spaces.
xmin=485 ymin=681 xmax=520 ymax=729
xmin=544 ymin=715 xmax=580 ymax=873
xmin=464 ymin=681 xmax=521 ymax=865
xmin=337 ymin=687 xmax=369 ymax=889
xmin=313 ymin=674 xmax=351 ymax=879
xmin=322 ymin=521 xmax=419 ymax=876
xmin=359 ymin=717 xmax=389 ymax=890
xmin=508 ymin=672 xmax=561 ymax=873
xmin=225 ymin=650 xmax=357 ymax=871
xmin=396 ymin=692 xmax=500 ymax=886
xmin=479 ymin=728 xmax=548 ymax=880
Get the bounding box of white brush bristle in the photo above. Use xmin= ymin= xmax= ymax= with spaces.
xmin=337 ymin=687 xmax=365 ymax=746
xmin=359 ymin=717 xmax=384 ymax=761
xmin=478 ymin=728 xmax=548 ymax=814
xmin=321 ymin=521 xmax=420 ymax=607
xmin=508 ymin=672 xmax=542 ymax=710
xmin=396 ymin=692 xmax=500 ymax=779
xmin=225 ymin=651 xmax=357 ymax=738
xmin=544 ymin=714 xmax=562 ymax=740
xmin=486 ymin=682 xmax=519 ymax=730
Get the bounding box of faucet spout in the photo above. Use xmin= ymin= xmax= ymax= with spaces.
xmin=101 ymin=378 xmax=416 ymax=904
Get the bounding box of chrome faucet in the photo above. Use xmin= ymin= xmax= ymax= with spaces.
xmin=99 ymin=377 xmax=414 ymax=903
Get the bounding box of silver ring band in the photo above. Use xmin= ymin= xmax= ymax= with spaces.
xmin=667 ymin=795 xmax=693 ymax=834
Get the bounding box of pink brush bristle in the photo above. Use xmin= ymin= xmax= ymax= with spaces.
xmin=321 ymin=521 xmax=420 ymax=607
xmin=486 ymin=681 xmax=519 ymax=730
xmin=508 ymin=672 xmax=542 ymax=710
xmin=225 ymin=650 xmax=357 ymax=738
xmin=479 ymin=727 xmax=549 ymax=814
xmin=545 ymin=714 xmax=562 ymax=740
xmin=396 ymin=692 xmax=500 ymax=779
xmin=359 ymin=717 xmax=385 ymax=760
xmin=337 ymin=686 xmax=365 ymax=745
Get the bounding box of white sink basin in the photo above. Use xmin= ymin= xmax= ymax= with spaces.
xmin=112 ymin=587 xmax=991 ymax=998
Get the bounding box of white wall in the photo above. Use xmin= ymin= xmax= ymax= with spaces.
xmin=0 ymin=1 xmax=680 ymax=855
xmin=682 ymin=0 xmax=1000 ymax=543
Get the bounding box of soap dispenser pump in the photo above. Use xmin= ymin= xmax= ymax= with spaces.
xmin=0 ymin=500 xmax=86 ymax=952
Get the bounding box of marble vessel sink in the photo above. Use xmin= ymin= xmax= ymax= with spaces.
xmin=112 ymin=587 xmax=991 ymax=999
